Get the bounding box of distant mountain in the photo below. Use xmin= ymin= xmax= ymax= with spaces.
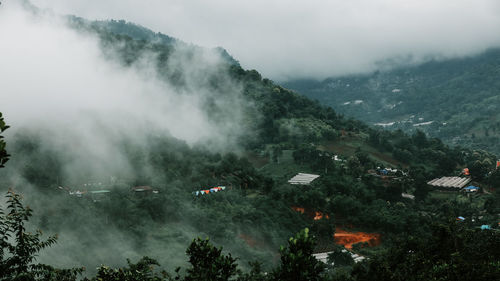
xmin=283 ymin=49 xmax=500 ymax=154
xmin=2 ymin=5 xmax=499 ymax=278
xmin=68 ymin=16 xmax=240 ymax=66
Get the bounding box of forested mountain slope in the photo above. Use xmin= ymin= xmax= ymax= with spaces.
xmin=284 ymin=49 xmax=500 ymax=154
xmin=1 ymin=5 xmax=499 ymax=280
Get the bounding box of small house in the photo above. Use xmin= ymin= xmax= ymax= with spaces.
xmin=131 ymin=186 xmax=159 ymax=195
xmin=401 ymin=193 xmax=415 ymax=200
xmin=90 ymin=190 xmax=111 ymax=202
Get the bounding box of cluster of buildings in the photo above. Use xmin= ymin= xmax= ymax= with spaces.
xmin=60 ymin=184 xmax=159 ymax=201
xmin=312 ymin=249 xmax=366 ymax=265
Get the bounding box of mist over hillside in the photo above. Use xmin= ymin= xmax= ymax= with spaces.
xmin=30 ymin=0 xmax=500 ymax=80
xmin=0 ymin=1 xmax=499 ymax=280
xmin=284 ymin=49 xmax=500 ymax=154
xmin=0 ymin=1 xmax=269 ymax=272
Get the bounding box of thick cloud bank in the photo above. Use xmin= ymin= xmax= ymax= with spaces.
xmin=1 ymin=1 xmax=245 ymax=153
xmin=30 ymin=0 xmax=500 ymax=80
xmin=0 ymin=2 xmax=248 ymax=270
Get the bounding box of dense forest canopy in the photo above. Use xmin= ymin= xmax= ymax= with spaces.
xmin=284 ymin=49 xmax=500 ymax=154
xmin=0 ymin=1 xmax=499 ymax=280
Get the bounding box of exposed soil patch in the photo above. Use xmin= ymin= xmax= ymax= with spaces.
xmin=334 ymin=228 xmax=381 ymax=249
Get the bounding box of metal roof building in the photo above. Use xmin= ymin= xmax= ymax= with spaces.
xmin=288 ymin=173 xmax=320 ymax=185
xmin=427 ymin=177 xmax=471 ymax=189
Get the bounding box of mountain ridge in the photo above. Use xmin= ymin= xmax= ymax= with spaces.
xmin=283 ymin=48 xmax=500 ymax=154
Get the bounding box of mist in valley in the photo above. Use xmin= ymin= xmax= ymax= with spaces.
xmin=0 ymin=1 xmax=281 ymax=274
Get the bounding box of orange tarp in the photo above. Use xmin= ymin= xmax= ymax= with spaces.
xmin=291 ymin=207 xmax=330 ymax=220
xmin=313 ymin=211 xmax=330 ymax=220
xmin=334 ymin=228 xmax=381 ymax=249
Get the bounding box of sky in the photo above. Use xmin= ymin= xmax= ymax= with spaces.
xmin=29 ymin=0 xmax=500 ymax=81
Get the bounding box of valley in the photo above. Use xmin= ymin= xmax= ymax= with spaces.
xmin=0 ymin=1 xmax=499 ymax=280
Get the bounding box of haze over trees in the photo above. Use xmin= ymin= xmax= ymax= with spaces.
xmin=0 ymin=1 xmax=499 ymax=280
xmin=284 ymin=49 xmax=500 ymax=154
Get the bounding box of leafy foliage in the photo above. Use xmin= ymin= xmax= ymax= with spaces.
xmin=183 ymin=238 xmax=238 ymax=281
xmin=0 ymin=190 xmax=83 ymax=281
xmin=0 ymin=112 xmax=9 ymax=168
xmin=1 ymin=11 xmax=500 ymax=281
xmin=284 ymin=49 xmax=500 ymax=155
xmin=271 ymin=228 xmax=325 ymax=281
xmin=90 ymin=257 xmax=167 ymax=281
xmin=352 ymin=222 xmax=500 ymax=281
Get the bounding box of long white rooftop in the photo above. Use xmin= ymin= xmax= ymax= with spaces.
xmin=288 ymin=173 xmax=320 ymax=185
xmin=427 ymin=176 xmax=471 ymax=189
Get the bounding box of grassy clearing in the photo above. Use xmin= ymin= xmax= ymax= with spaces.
xmin=318 ymin=137 xmax=407 ymax=168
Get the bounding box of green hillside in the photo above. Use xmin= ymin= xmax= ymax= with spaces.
xmin=1 ymin=13 xmax=499 ymax=281
xmin=283 ymin=49 xmax=500 ymax=154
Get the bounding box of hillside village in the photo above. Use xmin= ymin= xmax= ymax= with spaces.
xmin=0 ymin=2 xmax=499 ymax=280
xmin=44 ymin=134 xmax=500 ymax=267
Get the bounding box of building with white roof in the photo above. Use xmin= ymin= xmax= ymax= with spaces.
xmin=427 ymin=176 xmax=471 ymax=190
xmin=288 ymin=173 xmax=320 ymax=185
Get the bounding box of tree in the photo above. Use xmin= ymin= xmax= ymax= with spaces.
xmin=327 ymin=246 xmax=353 ymax=267
xmin=236 ymin=261 xmax=268 ymax=281
xmin=411 ymin=130 xmax=428 ymax=149
xmin=271 ymin=228 xmax=325 ymax=281
xmin=91 ymin=257 xmax=168 ymax=281
xmin=0 ymin=112 xmax=9 ymax=168
xmin=271 ymin=145 xmax=283 ymax=164
xmin=354 ymin=148 xmax=370 ymax=168
xmin=184 ymin=238 xmax=239 ymax=281
xmin=468 ymin=160 xmax=489 ymax=181
xmin=346 ymin=156 xmax=363 ymax=177
xmin=352 ymin=222 xmax=500 ymax=281
xmin=0 ymin=115 xmax=83 ymax=280
xmin=0 ymin=191 xmax=84 ymax=281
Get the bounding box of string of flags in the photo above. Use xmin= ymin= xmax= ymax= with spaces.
xmin=193 ymin=186 xmax=226 ymax=196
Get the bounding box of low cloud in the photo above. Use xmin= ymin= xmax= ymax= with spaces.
xmin=0 ymin=2 xmax=253 ymax=272
xmin=29 ymin=0 xmax=500 ymax=80
xmin=1 ymin=1 xmax=247 ymax=156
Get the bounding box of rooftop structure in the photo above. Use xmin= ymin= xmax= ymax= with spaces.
xmin=90 ymin=190 xmax=111 ymax=194
xmin=288 ymin=173 xmax=320 ymax=185
xmin=427 ymin=177 xmax=471 ymax=189
xmin=312 ymin=250 xmax=366 ymax=265
xmin=464 ymin=186 xmax=479 ymax=193
xmin=131 ymin=186 xmax=159 ymax=194
xmin=401 ymin=193 xmax=415 ymax=200
xmin=312 ymin=252 xmax=330 ymax=264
